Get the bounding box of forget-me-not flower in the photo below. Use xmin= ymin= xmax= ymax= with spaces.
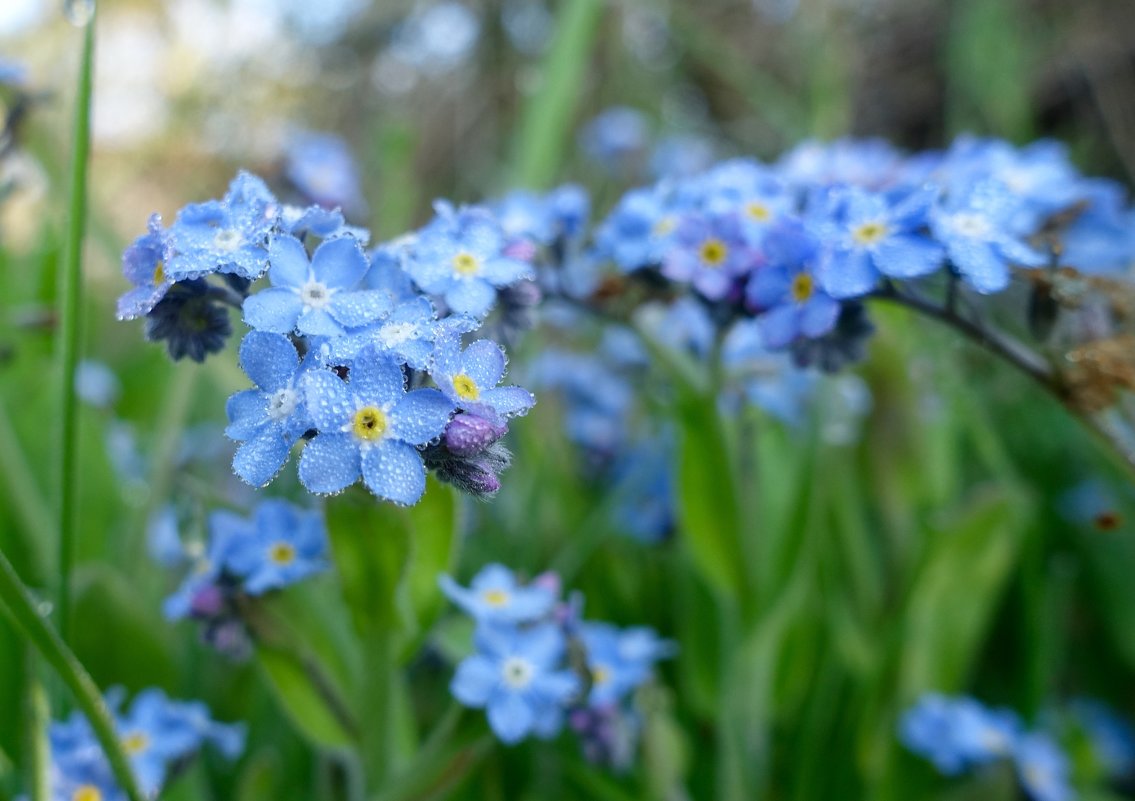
xmin=439 ymin=564 xmax=556 ymax=624
xmin=224 ymin=499 xmax=328 ymax=594
xmin=432 ymin=337 xmax=535 ymax=420
xmin=746 ymin=221 xmax=840 ymax=347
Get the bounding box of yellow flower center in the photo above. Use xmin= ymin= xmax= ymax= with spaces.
xmin=452 ymin=373 xmax=480 ymax=401
xmin=699 ymin=238 xmax=727 ymax=267
xmin=152 ymin=260 xmax=165 ymax=285
xmin=745 ymin=202 xmax=771 ymax=222
xmin=72 ymin=786 xmax=103 ymax=801
xmin=269 ymin=542 xmax=296 ymax=565
xmin=352 ymin=406 xmax=387 ymax=441
xmin=592 ymin=664 xmax=610 ymax=685
xmin=653 ymin=216 xmax=675 ymax=236
xmin=482 ymin=589 xmax=509 ymax=607
xmin=791 ymin=273 xmax=815 ymax=303
xmin=852 ymin=221 xmax=888 ymax=246
xmin=452 ymin=252 xmax=480 ymax=276
xmin=122 ymin=732 xmax=149 ymax=755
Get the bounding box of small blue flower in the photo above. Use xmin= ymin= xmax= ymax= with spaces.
xmin=322 ymin=296 xmax=437 ymax=371
xmin=166 ymin=173 xmax=279 ymax=281
xmin=899 ymin=694 xmax=1021 ymax=776
xmin=816 ymin=186 xmax=945 ymax=299
xmin=747 ymin=221 xmax=840 ymax=347
xmin=1013 ymin=733 xmax=1074 ymax=801
xmin=224 ymin=499 xmax=328 ymax=594
xmin=281 ymin=203 xmax=371 ymax=244
xmin=439 ymin=563 xmax=556 ymax=624
xmin=162 ymin=509 xmax=244 ymax=620
xmin=243 ymin=234 xmax=392 ymax=337
xmin=592 ymin=186 xmax=671 ymax=272
xmin=661 ymin=212 xmax=750 ymax=300
xmin=116 ymin=213 xmax=174 ymax=320
xmin=451 ymin=623 xmax=580 ymax=744
xmin=931 ymin=180 xmax=1046 ymax=293
xmin=432 ymin=337 xmax=535 ymax=419
xmin=226 ymin=332 xmax=313 ymax=488
xmin=527 ymin=349 xmax=633 ymax=455
xmin=578 ymin=622 xmax=671 ymax=708
xmin=1070 ymin=699 xmax=1135 ymax=778
xmin=579 ymin=106 xmax=650 ymax=170
xmin=365 ymin=241 xmax=419 ymax=302
xmin=299 ymin=347 xmax=454 ymax=504
xmin=285 ymin=131 xmax=367 ymax=214
xmin=405 ymin=203 xmax=534 ymax=318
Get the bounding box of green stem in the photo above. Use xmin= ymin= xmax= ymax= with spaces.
xmin=25 ymin=659 xmax=50 ymax=801
xmin=57 ymin=7 xmax=97 ymax=647
xmin=0 ymin=398 xmax=54 ymax=577
xmin=0 ymin=548 xmax=146 ymax=801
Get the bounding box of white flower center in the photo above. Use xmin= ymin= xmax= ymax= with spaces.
xmin=949 ymin=212 xmax=990 ymax=239
xmin=377 ymin=321 xmax=418 ymax=348
xmin=213 ymin=228 xmax=243 ymax=252
xmin=300 ymin=280 xmax=332 ymax=309
xmin=500 ymin=657 xmax=534 ymax=689
xmin=266 ymin=388 xmax=299 ymax=420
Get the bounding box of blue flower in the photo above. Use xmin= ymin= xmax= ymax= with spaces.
xmin=116 ymin=213 xmax=173 ymax=320
xmin=899 ymin=694 xmax=1021 ymax=776
xmin=405 ymin=203 xmax=534 ymax=317
xmin=526 ymin=350 xmax=633 ymax=455
xmin=592 ymin=186 xmax=671 ymax=272
xmin=365 ymin=241 xmax=419 ymax=302
xmin=285 ymin=131 xmax=367 ymax=214
xmin=321 ymin=296 xmax=438 ymax=371
xmin=166 ymin=172 xmax=279 ymax=281
xmin=432 ymin=337 xmax=535 ymax=420
xmin=661 ymin=212 xmax=751 ymax=300
xmin=226 ymin=332 xmax=313 ymax=488
xmin=1070 ymin=699 xmax=1135 ymax=778
xmin=162 ymin=509 xmax=243 ymax=620
xmin=243 ymin=234 xmax=392 ymax=337
xmin=299 ymin=347 xmax=454 ymax=503
xmin=579 ymin=106 xmax=650 ymax=170
xmin=224 ymin=499 xmax=328 ymax=594
xmin=746 ymin=221 xmax=840 ymax=347
xmin=930 ymin=180 xmax=1046 ymax=293
xmin=450 ymin=623 xmax=580 ymax=744
xmin=578 ymin=622 xmax=671 ymax=708
xmin=1013 ymin=733 xmax=1074 ymax=801
xmin=816 ymin=186 xmax=944 ymax=298
xmin=439 ymin=564 xmax=557 ymax=624
xmin=281 ymin=203 xmax=370 ymax=244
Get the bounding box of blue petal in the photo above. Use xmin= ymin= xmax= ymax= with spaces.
xmin=244 ymin=288 xmax=303 ymax=333
xmin=817 ymin=249 xmax=878 ymax=299
xmin=461 ymin=340 xmax=507 ymax=388
xmin=480 ymin=256 xmax=534 ymax=287
xmin=297 ymin=306 xmax=345 ymax=338
xmin=361 ymin=440 xmax=426 ymax=505
xmin=872 ymin=235 xmax=944 ymax=279
xmin=298 ymin=433 xmax=360 ymax=494
xmin=487 ymin=692 xmax=534 ymax=744
xmin=446 ymin=279 xmax=496 ymax=317
xmin=799 ymin=296 xmax=841 ymax=338
xmin=347 ymin=350 xmax=405 ymax=405
xmin=225 ymin=389 xmax=266 ymax=440
xmin=328 ymin=290 xmax=392 ymax=328
xmin=948 ymin=238 xmax=1010 ymax=294
xmin=267 ymin=234 xmax=311 ymax=288
xmin=302 ymin=370 xmax=353 ymax=430
xmin=757 ymin=305 xmax=799 ymax=349
xmin=233 ymin=430 xmax=293 ymax=487
xmin=391 ymin=389 xmax=454 ymax=445
xmin=451 ymin=655 xmax=498 ymax=706
xmin=404 ymin=251 xmax=453 ymax=294
xmin=518 ymin=623 xmax=566 ymax=668
xmin=312 ymin=235 xmax=369 ymax=289
xmin=239 ymin=331 xmax=299 ymax=392
xmin=479 ymin=386 xmax=535 ymax=418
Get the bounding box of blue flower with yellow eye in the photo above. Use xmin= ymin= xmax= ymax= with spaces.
xmin=243 ymin=234 xmax=391 ymax=337
xmin=166 ymin=172 xmax=279 ymax=281
xmin=116 ymin=213 xmax=173 ymax=320
xmin=661 ymin=212 xmax=750 ymax=300
xmin=405 ymin=203 xmax=534 ymax=318
xmin=746 ymin=221 xmax=840 ymax=347
xmin=439 ymin=564 xmax=556 ymax=624
xmin=432 ymin=337 xmax=535 ymax=420
xmin=578 ymin=622 xmax=672 ymax=708
xmin=299 ymin=346 xmax=454 ymax=504
xmin=226 ymin=332 xmax=313 ymax=488
xmin=224 ymin=499 xmax=328 ymax=595
xmin=451 ymin=623 xmax=580 ymax=744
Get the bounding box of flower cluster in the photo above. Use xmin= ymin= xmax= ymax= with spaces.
xmin=440 ymin=564 xmax=673 ymax=764
xmin=152 ymin=499 xmax=328 ymax=657
xmin=117 ymin=173 xmax=538 ymax=504
xmin=45 ymin=687 xmax=243 ymax=801
xmin=900 ymin=694 xmax=1135 ymax=801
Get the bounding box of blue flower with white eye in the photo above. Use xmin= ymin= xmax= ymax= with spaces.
xmin=1013 ymin=733 xmax=1074 ymax=801
xmin=450 ymin=623 xmax=580 ymax=744
xmin=661 ymin=212 xmax=751 ymax=300
xmin=322 ymin=296 xmax=438 ymax=371
xmin=166 ymin=172 xmax=279 ymax=281
xmin=432 ymin=337 xmax=535 ymax=419
xmin=439 ymin=563 xmax=556 ymax=624
xmin=746 ymin=221 xmax=840 ymax=347
xmin=578 ymin=622 xmax=672 ymax=708
xmin=299 ymin=347 xmax=454 ymax=504
xmin=930 ymin=180 xmax=1046 ymax=293
xmin=243 ymin=234 xmax=391 ymax=337
xmin=225 ymin=332 xmax=313 ymax=488
xmin=899 ymin=694 xmax=1021 ymax=776
xmin=116 ymin=213 xmax=173 ymax=320
xmin=224 ymin=499 xmax=328 ymax=594
xmin=404 ymin=203 xmax=534 ymax=318
xmin=815 ymin=186 xmax=944 ymax=299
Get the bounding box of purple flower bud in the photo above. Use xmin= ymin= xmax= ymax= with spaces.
xmin=531 ymin=571 xmax=562 ymax=598
xmin=504 ymin=239 xmax=538 ymax=262
xmin=189 ymin=583 xmax=225 ymax=617
xmin=445 ymin=412 xmax=508 ymax=457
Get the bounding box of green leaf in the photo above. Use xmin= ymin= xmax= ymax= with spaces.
xmin=256 ymin=645 xmax=356 ymax=751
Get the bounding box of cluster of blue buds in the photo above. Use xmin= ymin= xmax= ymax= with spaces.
xmin=900 ymin=693 xmax=1135 ymax=801
xmin=44 ymin=687 xmax=243 ymax=801
xmin=151 ymin=499 xmax=328 ymax=657
xmin=440 ymin=564 xmax=673 ymax=763
xmin=117 ymin=173 xmax=539 ymax=504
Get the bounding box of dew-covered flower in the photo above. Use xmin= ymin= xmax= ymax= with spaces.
xmin=440 ymin=563 xmax=556 ymax=624
xmin=323 ymin=295 xmax=437 ymax=371
xmin=432 ymin=337 xmax=535 ymax=419
xmin=226 ymin=332 xmax=313 ymax=487
xmin=116 ymin=213 xmax=174 ymax=320
xmin=746 ymin=221 xmax=840 ymax=347
xmin=224 ymin=499 xmax=328 ymax=594
xmin=405 ymin=203 xmax=534 ymax=317
xmin=243 ymin=234 xmax=391 ymax=337
xmin=299 ymin=347 xmax=454 ymax=504
xmin=450 ymin=623 xmax=580 ymax=744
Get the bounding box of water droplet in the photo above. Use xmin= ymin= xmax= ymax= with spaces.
xmin=37 ymin=600 xmax=54 ymax=617
xmin=64 ymin=0 xmax=96 ymax=27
